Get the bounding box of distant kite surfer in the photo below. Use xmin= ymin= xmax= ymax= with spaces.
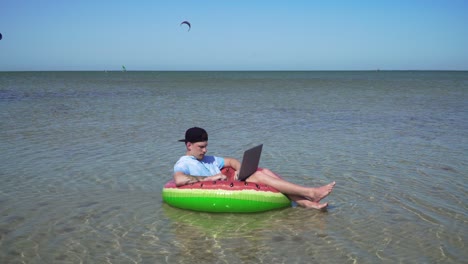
xmin=180 ymin=21 xmax=191 ymax=31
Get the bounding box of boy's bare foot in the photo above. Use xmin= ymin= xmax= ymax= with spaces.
xmin=296 ymin=199 xmax=329 ymax=210
xmin=307 ymin=181 xmax=336 ymax=202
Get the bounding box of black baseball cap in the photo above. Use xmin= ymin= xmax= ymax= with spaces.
xmin=178 ymin=127 xmax=208 ymax=143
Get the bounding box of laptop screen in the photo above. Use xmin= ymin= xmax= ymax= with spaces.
xmin=237 ymin=144 xmax=263 ymax=181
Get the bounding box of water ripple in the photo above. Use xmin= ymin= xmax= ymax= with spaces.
xmin=1 ymin=71 xmax=467 ymax=263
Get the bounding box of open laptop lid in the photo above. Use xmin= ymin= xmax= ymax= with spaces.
xmin=237 ymin=144 xmax=263 ymax=181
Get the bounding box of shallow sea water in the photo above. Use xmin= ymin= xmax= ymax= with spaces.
xmin=0 ymin=71 xmax=467 ymax=263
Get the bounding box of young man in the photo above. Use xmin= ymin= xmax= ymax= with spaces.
xmin=173 ymin=127 xmax=336 ymax=209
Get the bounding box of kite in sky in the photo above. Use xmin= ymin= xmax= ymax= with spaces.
xmin=180 ymin=21 xmax=191 ymax=32
xmin=0 ymin=33 xmax=2 ymax=40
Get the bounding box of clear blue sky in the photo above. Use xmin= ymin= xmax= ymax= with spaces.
xmin=1 ymin=0 xmax=467 ymax=71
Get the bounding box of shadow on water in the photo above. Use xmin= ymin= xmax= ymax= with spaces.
xmin=160 ymin=204 xmax=332 ymax=263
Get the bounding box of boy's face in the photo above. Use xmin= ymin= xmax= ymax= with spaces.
xmin=188 ymin=141 xmax=208 ymax=160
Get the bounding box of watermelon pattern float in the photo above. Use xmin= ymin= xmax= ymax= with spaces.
xmin=162 ymin=168 xmax=291 ymax=213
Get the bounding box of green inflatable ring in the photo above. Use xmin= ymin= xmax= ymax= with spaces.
xmin=162 ymin=168 xmax=290 ymax=213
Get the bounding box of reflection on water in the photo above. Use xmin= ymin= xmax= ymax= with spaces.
xmin=161 ymin=204 xmax=333 ymax=263
xmin=0 ymin=71 xmax=467 ymax=263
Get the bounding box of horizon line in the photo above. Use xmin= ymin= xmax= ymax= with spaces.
xmin=1 ymin=69 xmax=468 ymax=73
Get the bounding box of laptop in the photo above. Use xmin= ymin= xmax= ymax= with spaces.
xmin=237 ymin=144 xmax=263 ymax=181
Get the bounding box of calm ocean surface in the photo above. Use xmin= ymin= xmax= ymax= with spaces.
xmin=0 ymin=71 xmax=467 ymax=263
